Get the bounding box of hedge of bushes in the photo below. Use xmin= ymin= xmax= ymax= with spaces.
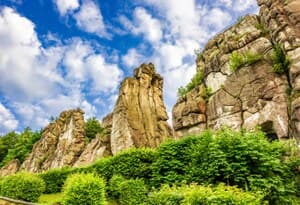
xmin=62 ymin=173 xmax=106 ymax=205
xmin=39 ymin=167 xmax=75 ymax=193
xmin=148 ymin=183 xmax=264 ymax=205
xmin=0 ymin=172 xmax=45 ymax=202
xmin=1 ymin=128 xmax=299 ymax=205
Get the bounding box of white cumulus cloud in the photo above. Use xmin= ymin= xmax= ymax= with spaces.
xmin=74 ymin=0 xmax=109 ymax=38
xmin=0 ymin=103 xmax=18 ymax=135
xmin=54 ymin=0 xmax=80 ymax=15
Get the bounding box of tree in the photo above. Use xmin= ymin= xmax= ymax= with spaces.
xmin=85 ymin=117 xmax=104 ymax=140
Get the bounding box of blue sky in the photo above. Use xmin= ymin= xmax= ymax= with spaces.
xmin=0 ymin=0 xmax=258 ymax=134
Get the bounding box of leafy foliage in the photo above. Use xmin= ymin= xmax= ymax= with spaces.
xmin=39 ymin=167 xmax=74 ymax=194
xmin=118 ymin=179 xmax=148 ymax=205
xmin=270 ymin=44 xmax=290 ymax=74
xmin=177 ymin=71 xmax=204 ymax=97
xmin=0 ymin=128 xmax=42 ymax=167
xmin=91 ymin=148 xmax=156 ymax=182
xmin=0 ymin=131 xmax=18 ymax=165
xmin=108 ymin=175 xmax=126 ymax=199
xmin=148 ymin=183 xmax=264 ymax=205
xmin=151 ymin=128 xmax=300 ymax=204
xmin=3 ymin=128 xmax=297 ymax=205
xmin=230 ymin=51 xmax=263 ymax=71
xmin=62 ymin=173 xmax=106 ymax=205
xmin=85 ymin=117 xmax=104 ymax=140
xmin=0 ymin=172 xmax=45 ymax=202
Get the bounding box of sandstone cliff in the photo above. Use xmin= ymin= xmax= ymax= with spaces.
xmin=21 ymin=109 xmax=86 ymax=172
xmin=173 ymin=0 xmax=300 ymax=142
xmin=74 ymin=113 xmax=112 ymax=167
xmin=18 ymin=64 xmax=172 ymax=171
xmin=110 ymin=63 xmax=172 ymax=154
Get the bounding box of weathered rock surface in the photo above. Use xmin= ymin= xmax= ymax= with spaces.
xmin=258 ymin=0 xmax=300 ymax=139
xmin=0 ymin=159 xmax=20 ymax=177
xmin=21 ymin=109 xmax=86 ymax=172
xmin=173 ymin=0 xmax=299 ymax=140
xmin=74 ymin=113 xmax=113 ymax=167
xmin=110 ymin=63 xmax=173 ymax=154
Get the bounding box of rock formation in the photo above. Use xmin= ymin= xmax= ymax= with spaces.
xmin=173 ymin=0 xmax=300 ymax=142
xmin=0 ymin=159 xmax=20 ymax=177
xmin=21 ymin=109 xmax=86 ymax=172
xmin=110 ymin=63 xmax=173 ymax=154
xmin=18 ymin=64 xmax=172 ymax=171
xmin=74 ymin=113 xmax=112 ymax=167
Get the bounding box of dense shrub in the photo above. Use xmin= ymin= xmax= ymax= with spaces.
xmin=85 ymin=117 xmax=104 ymax=140
xmin=151 ymin=128 xmax=300 ymax=204
xmin=118 ymin=179 xmax=148 ymax=205
xmin=108 ymin=175 xmax=126 ymax=199
xmin=91 ymin=148 xmax=156 ymax=182
xmin=148 ymin=183 xmax=264 ymax=205
xmin=230 ymin=51 xmax=263 ymax=71
xmin=0 ymin=172 xmax=45 ymax=202
xmin=62 ymin=173 xmax=106 ymax=205
xmin=270 ymin=44 xmax=290 ymax=74
xmin=151 ymin=134 xmax=207 ymax=187
xmin=39 ymin=167 xmax=74 ymax=194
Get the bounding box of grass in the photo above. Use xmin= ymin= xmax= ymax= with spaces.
xmin=38 ymin=193 xmax=63 ymax=205
xmin=229 ymin=51 xmax=263 ymax=71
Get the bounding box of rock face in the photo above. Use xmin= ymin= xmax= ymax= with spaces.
xmin=173 ymin=0 xmax=299 ymax=141
xmin=74 ymin=113 xmax=113 ymax=167
xmin=21 ymin=109 xmax=86 ymax=172
xmin=110 ymin=63 xmax=172 ymax=154
xmin=0 ymin=159 xmax=20 ymax=177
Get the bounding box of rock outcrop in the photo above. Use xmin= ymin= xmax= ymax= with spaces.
xmin=110 ymin=63 xmax=172 ymax=154
xmin=0 ymin=159 xmax=20 ymax=177
xmin=173 ymin=0 xmax=300 ymax=141
xmin=74 ymin=113 xmax=112 ymax=167
xmin=21 ymin=109 xmax=86 ymax=172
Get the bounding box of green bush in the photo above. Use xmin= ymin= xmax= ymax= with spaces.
xmin=178 ymin=71 xmax=204 ymax=97
xmin=118 ymin=179 xmax=148 ymax=205
xmin=0 ymin=172 xmax=45 ymax=202
xmin=108 ymin=175 xmax=126 ymax=199
xmin=39 ymin=167 xmax=74 ymax=194
xmin=85 ymin=117 xmax=104 ymax=140
xmin=230 ymin=51 xmax=263 ymax=71
xmin=91 ymin=148 xmax=156 ymax=182
xmin=62 ymin=173 xmax=106 ymax=205
xmin=151 ymin=134 xmax=208 ymax=187
xmin=270 ymin=44 xmax=290 ymax=74
xmin=151 ymin=128 xmax=300 ymax=204
xmin=149 ymin=183 xmax=264 ymax=205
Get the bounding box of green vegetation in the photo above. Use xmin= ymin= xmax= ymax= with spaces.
xmin=148 ymin=183 xmax=263 ymax=205
xmin=62 ymin=173 xmax=106 ymax=205
xmin=1 ymin=128 xmax=299 ymax=204
xmin=0 ymin=172 xmax=45 ymax=202
xmin=0 ymin=128 xmax=42 ymax=167
xmin=270 ymin=44 xmax=290 ymax=74
xmin=118 ymin=179 xmax=148 ymax=205
xmin=39 ymin=167 xmax=75 ymax=194
xmin=177 ymin=71 xmax=204 ymax=97
xmin=38 ymin=193 xmax=63 ymax=205
xmin=255 ymin=22 xmax=269 ymax=36
xmin=230 ymin=51 xmax=263 ymax=71
xmin=85 ymin=117 xmax=105 ymax=140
